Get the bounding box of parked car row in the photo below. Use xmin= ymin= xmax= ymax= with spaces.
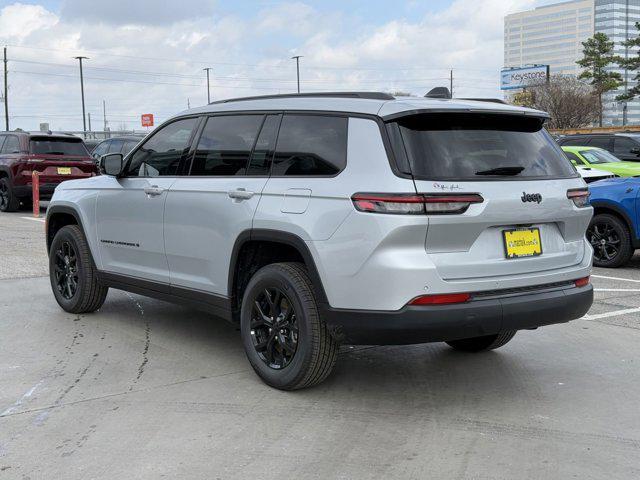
xmin=0 ymin=132 xmax=145 ymax=212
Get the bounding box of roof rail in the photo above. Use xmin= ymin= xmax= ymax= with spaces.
xmin=210 ymin=91 xmax=395 ymax=104
xmin=459 ymin=98 xmax=508 ymax=105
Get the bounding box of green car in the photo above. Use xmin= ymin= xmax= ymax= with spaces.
xmin=561 ymin=146 xmax=640 ymax=177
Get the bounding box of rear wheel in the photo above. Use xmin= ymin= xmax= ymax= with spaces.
xmin=446 ymin=331 xmax=516 ymax=352
xmin=240 ymin=262 xmax=338 ymax=390
xmin=0 ymin=177 xmax=19 ymax=212
xmin=49 ymin=225 xmax=108 ymax=313
xmin=587 ymin=213 xmax=634 ymax=268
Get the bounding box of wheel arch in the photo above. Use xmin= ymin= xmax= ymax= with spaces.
xmin=228 ymin=229 xmax=329 ymax=322
xmin=46 ymin=205 xmax=86 ymax=253
xmin=590 ymin=201 xmax=638 ymax=245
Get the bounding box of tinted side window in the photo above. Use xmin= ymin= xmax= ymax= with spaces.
xmin=190 ymin=115 xmax=263 ymax=176
xmin=125 ymin=118 xmax=197 ymax=177
xmin=1 ymin=136 xmax=21 ymax=153
xmin=92 ymin=141 xmax=109 ymax=157
xmin=247 ymin=114 xmax=281 ymax=176
xmin=108 ymin=139 xmax=125 ymax=154
xmin=559 ymin=137 xmax=587 ymax=147
xmin=272 ymin=115 xmax=348 ymax=176
xmin=588 ymin=137 xmax=612 ymax=150
xmin=614 ymin=137 xmax=638 ymax=154
xmin=564 ymin=151 xmax=584 ymax=164
xmin=122 ymin=140 xmax=138 ymax=156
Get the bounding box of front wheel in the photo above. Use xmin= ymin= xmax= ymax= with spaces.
xmin=0 ymin=177 xmax=19 ymax=212
xmin=587 ymin=213 xmax=634 ymax=268
xmin=49 ymin=225 xmax=108 ymax=313
xmin=240 ymin=262 xmax=338 ymax=390
xmin=446 ymin=331 xmax=516 ymax=352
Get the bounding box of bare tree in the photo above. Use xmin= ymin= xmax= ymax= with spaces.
xmin=512 ymin=75 xmax=599 ymax=130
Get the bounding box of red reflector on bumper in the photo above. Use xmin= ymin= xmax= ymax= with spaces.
xmin=409 ymin=293 xmax=471 ymax=306
xmin=574 ymin=276 xmax=590 ymax=288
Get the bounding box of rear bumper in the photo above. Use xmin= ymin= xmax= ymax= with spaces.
xmin=323 ymin=284 xmax=593 ymax=345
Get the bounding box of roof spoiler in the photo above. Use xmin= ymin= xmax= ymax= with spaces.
xmin=425 ymin=87 xmax=451 ymax=99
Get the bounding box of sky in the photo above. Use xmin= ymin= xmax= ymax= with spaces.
xmin=0 ymin=0 xmax=559 ymax=131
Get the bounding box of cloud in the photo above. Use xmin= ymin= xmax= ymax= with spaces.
xmin=0 ymin=3 xmax=58 ymax=39
xmin=60 ymin=0 xmax=217 ymax=25
xmin=0 ymin=0 xmax=539 ymax=131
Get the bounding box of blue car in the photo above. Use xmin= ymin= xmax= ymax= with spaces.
xmin=588 ymin=177 xmax=640 ymax=267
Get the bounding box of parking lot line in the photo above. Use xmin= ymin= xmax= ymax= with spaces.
xmin=583 ymin=306 xmax=640 ymax=321
xmin=592 ymin=274 xmax=640 ymax=284
xmin=594 ymin=288 xmax=640 ymax=292
xmin=20 ymin=216 xmax=45 ymax=223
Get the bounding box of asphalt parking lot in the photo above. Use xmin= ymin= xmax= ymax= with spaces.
xmin=1 ymin=210 xmax=639 ymax=479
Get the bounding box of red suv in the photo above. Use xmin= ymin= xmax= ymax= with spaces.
xmin=0 ymin=131 xmax=98 ymax=212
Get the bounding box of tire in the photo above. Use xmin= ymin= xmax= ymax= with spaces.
xmin=0 ymin=177 xmax=19 ymax=212
xmin=446 ymin=331 xmax=516 ymax=353
xmin=240 ymin=262 xmax=338 ymax=390
xmin=49 ymin=225 xmax=108 ymax=314
xmin=587 ymin=213 xmax=634 ymax=268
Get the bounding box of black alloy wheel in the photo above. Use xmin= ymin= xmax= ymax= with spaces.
xmin=587 ymin=213 xmax=634 ymax=268
xmin=53 ymin=241 xmax=79 ymax=300
xmin=0 ymin=178 xmax=19 ymax=212
xmin=250 ymin=287 xmax=299 ymax=369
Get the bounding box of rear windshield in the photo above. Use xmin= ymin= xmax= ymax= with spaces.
xmin=579 ymin=149 xmax=621 ymax=164
xmin=30 ymin=138 xmax=89 ymax=156
xmin=389 ymin=113 xmax=577 ymax=180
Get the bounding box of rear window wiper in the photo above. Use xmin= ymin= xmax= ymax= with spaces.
xmin=475 ymin=166 xmax=525 ymax=176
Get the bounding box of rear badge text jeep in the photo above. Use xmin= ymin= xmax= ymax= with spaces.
xmin=521 ymin=192 xmax=542 ymax=204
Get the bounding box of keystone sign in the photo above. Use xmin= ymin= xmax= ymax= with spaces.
xmin=500 ymin=65 xmax=549 ymax=91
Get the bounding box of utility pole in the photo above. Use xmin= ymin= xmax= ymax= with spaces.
xmin=74 ymin=56 xmax=89 ymax=134
xmin=291 ymin=55 xmax=303 ymax=93
xmin=87 ymin=112 xmax=92 ymax=132
xmin=623 ymin=0 xmax=630 ymax=126
xmin=203 ymin=67 xmax=212 ymax=104
xmin=102 ymin=100 xmax=107 ymax=133
xmin=3 ymin=46 xmax=8 ymax=131
xmin=450 ymin=69 xmax=454 ymax=98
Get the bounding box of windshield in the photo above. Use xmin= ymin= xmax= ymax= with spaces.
xmin=579 ymin=149 xmax=622 ymax=165
xmin=30 ymin=138 xmax=89 ymax=156
xmin=391 ymin=113 xmax=576 ymax=180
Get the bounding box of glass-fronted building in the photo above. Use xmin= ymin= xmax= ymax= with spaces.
xmin=504 ymin=0 xmax=640 ymax=126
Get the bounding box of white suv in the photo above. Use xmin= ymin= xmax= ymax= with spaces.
xmin=46 ymin=92 xmax=594 ymax=390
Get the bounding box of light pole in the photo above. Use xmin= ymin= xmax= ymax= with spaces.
xmin=291 ymin=55 xmax=303 ymax=93
xmin=74 ymin=56 xmax=89 ymax=134
xmin=203 ymin=67 xmax=212 ymax=104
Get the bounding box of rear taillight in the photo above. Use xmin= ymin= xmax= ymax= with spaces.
xmin=409 ymin=293 xmax=471 ymax=305
xmin=567 ymin=188 xmax=590 ymax=208
xmin=351 ymin=193 xmax=484 ymax=215
xmin=574 ymin=276 xmax=590 ymax=288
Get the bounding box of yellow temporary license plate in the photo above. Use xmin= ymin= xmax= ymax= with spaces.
xmin=503 ymin=228 xmax=542 ymax=259
xmin=57 ymin=167 xmax=72 ymax=175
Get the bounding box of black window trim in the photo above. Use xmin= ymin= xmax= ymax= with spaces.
xmin=185 ymin=112 xmax=278 ymax=178
xmin=183 ymin=110 xmax=354 ymax=179
xmin=121 ymin=115 xmax=202 ymax=179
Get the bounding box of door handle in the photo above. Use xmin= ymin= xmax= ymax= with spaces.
xmin=228 ymin=188 xmax=254 ymax=200
xmin=144 ymin=185 xmax=165 ymax=197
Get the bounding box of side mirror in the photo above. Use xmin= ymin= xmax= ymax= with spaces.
xmin=100 ymin=153 xmax=124 ymax=176
xmin=631 ymin=147 xmax=640 ymax=156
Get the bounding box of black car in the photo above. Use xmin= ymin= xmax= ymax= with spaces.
xmin=557 ymin=133 xmax=640 ymax=162
xmin=90 ymin=135 xmax=145 ymax=161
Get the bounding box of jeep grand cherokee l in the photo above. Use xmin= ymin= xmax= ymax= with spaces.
xmin=0 ymin=132 xmax=97 ymax=212
xmin=45 ymin=92 xmax=594 ymax=390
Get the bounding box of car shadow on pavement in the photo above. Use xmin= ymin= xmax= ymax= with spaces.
xmin=91 ymin=290 xmax=545 ymax=410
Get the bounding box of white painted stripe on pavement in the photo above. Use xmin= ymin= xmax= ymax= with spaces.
xmin=592 ymin=274 xmax=640 ymax=284
xmin=583 ymin=307 xmax=640 ymax=321
xmin=20 ymin=216 xmax=45 ymax=223
xmin=594 ymin=288 xmax=640 ymax=292
xmin=0 ymin=380 xmax=44 ymax=417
